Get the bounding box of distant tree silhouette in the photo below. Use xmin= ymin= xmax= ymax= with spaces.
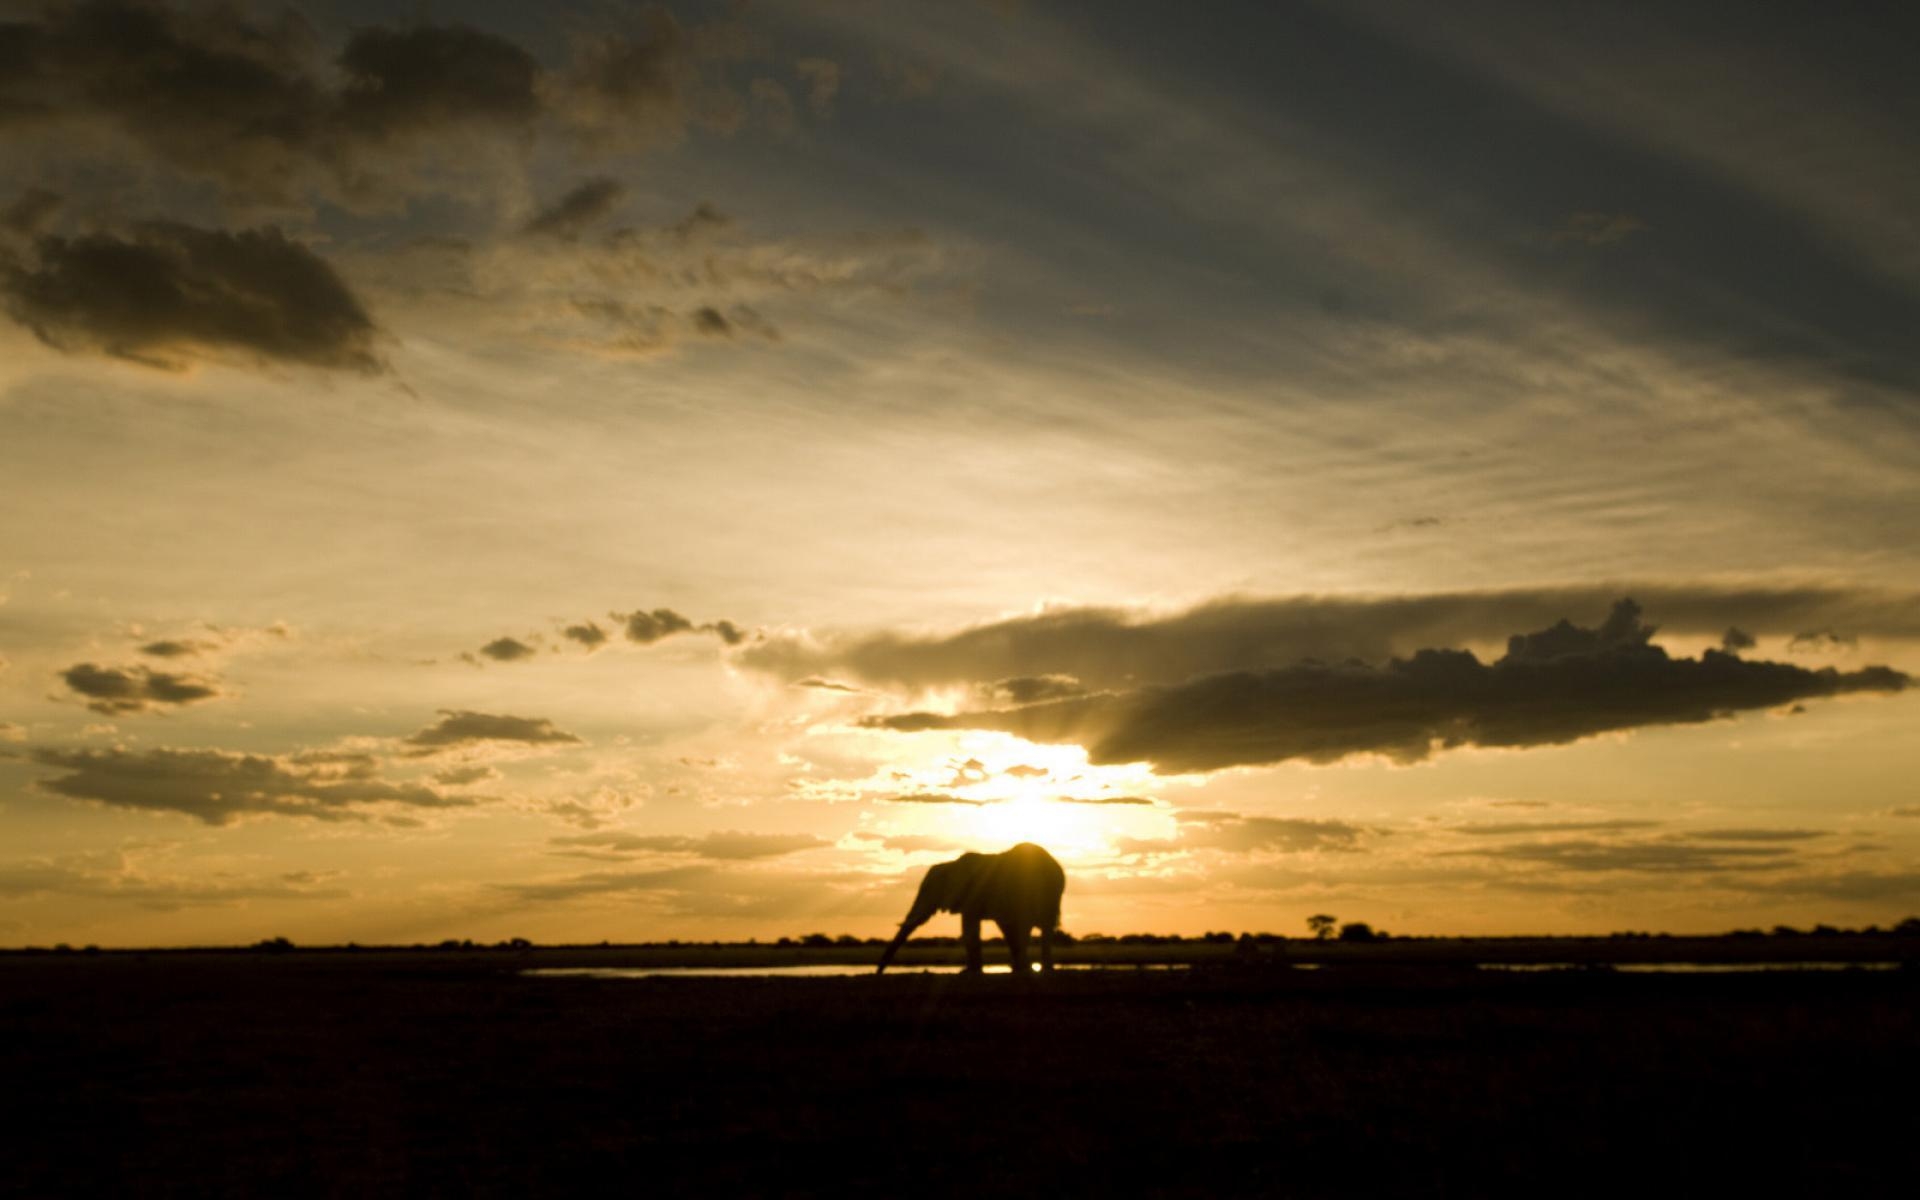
xmin=1338 ymin=922 xmax=1377 ymax=943
xmin=253 ymin=937 xmax=295 ymax=953
xmin=1307 ymin=914 xmax=1337 ymax=941
xmin=1895 ymin=917 xmax=1920 ymax=937
xmin=801 ymin=933 xmax=833 ymax=948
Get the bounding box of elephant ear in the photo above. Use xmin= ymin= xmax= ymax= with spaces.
xmin=920 ymin=861 xmax=958 ymax=911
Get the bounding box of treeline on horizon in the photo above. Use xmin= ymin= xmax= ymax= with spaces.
xmin=10 ymin=917 xmax=1920 ymax=955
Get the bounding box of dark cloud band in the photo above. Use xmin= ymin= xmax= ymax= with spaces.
xmin=862 ymin=601 xmax=1909 ymax=773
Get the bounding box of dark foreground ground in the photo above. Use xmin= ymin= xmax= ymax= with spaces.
xmin=5 ymin=954 xmax=1917 ymax=1197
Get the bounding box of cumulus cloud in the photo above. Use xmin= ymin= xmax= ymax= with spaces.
xmin=522 ymin=177 xmax=627 ymax=239
xmin=562 ymin=621 xmax=609 ymax=650
xmin=4 ymin=222 xmax=383 ymax=372
xmin=32 ymin=746 xmax=472 ymax=824
xmin=551 ymin=830 xmax=828 ymax=860
xmin=478 ymin=636 xmax=538 ymax=663
xmin=614 ymin=606 xmax=748 ymax=647
xmin=740 ymin=585 xmax=1920 ymax=693
xmin=403 ymin=709 xmax=583 ymax=751
xmin=59 ymin=662 xmax=222 ymax=714
xmin=620 ymin=607 xmax=695 ymax=644
xmin=862 ymin=601 xmax=1909 ymax=773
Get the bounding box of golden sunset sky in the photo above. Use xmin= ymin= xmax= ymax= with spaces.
xmin=3 ymin=0 xmax=1918 ymax=946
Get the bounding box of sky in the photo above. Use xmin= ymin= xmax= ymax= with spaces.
xmin=3 ymin=0 xmax=1919 ymax=947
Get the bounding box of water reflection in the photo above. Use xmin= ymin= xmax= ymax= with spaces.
xmin=1478 ymin=961 xmax=1901 ymax=973
xmin=524 ymin=963 xmax=1189 ymax=980
xmin=523 ymin=960 xmax=1902 ymax=980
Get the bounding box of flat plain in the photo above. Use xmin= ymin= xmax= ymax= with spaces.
xmin=4 ymin=946 xmax=1916 ymax=1197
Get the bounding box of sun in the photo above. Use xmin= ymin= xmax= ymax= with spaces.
xmin=862 ymin=734 xmax=1178 ymax=865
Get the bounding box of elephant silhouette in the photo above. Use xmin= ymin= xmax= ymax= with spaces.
xmin=876 ymin=842 xmax=1065 ymax=975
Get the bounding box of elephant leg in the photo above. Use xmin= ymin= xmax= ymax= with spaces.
xmin=1002 ymin=921 xmax=1029 ymax=974
xmin=961 ymin=914 xmax=984 ymax=974
xmin=1039 ymin=923 xmax=1056 ymax=973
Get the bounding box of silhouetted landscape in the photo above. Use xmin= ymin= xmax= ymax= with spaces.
xmin=6 ymin=928 xmax=1917 ymax=1196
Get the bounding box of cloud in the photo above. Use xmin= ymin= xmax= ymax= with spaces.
xmin=0 ymin=5 xmax=547 ymax=207
xmin=4 ymin=222 xmax=383 ymax=372
xmin=1121 ymin=812 xmax=1370 ymax=856
xmin=860 ymin=833 xmax=960 ymax=853
xmin=794 ymin=57 xmax=841 ymax=117
xmin=1789 ymin=629 xmax=1858 ymax=653
xmin=883 ymin=792 xmax=985 ymax=806
xmin=497 ymin=864 xmax=716 ymax=903
xmin=1003 ymin=764 xmax=1048 ymax=779
xmin=562 ymin=621 xmax=609 ymax=650
xmin=797 ymin=677 xmax=863 ymax=693
xmin=739 ymin=585 xmax=1920 ymax=693
xmin=862 ymin=601 xmax=1909 ymax=773
xmin=1458 ymin=839 xmax=1796 ymax=874
xmin=0 ymin=4 xmax=810 ymax=216
xmin=619 ymin=607 xmax=695 ymax=644
xmin=403 ymin=710 xmax=583 ymax=751
xmin=3 ymin=188 xmax=62 ymax=235
xmin=334 ymin=23 xmax=540 ymax=139
xmin=522 ymin=177 xmax=627 ymax=239
xmin=1447 ymin=820 xmax=1663 ymax=836
xmin=1056 ymin=795 xmax=1154 ymax=806
xmin=0 ymin=722 xmax=25 ymax=743
xmin=551 ymin=830 xmax=828 ymax=860
xmin=32 ymin=746 xmax=471 ymax=824
xmin=1721 ymin=628 xmax=1757 ymax=653
xmin=137 ymin=639 xmax=211 ymax=658
xmin=614 ymin=607 xmax=748 ymax=646
xmin=989 ymin=675 xmax=1085 ymax=704
xmin=1682 ymin=828 xmax=1828 ymax=843
xmin=478 ymin=636 xmax=538 ymax=663
xmin=59 ymin=662 xmax=222 ymax=715
xmin=0 ymin=856 xmax=348 ymax=909
xmin=432 ymin=764 xmax=499 ymax=787
xmin=1549 ymin=212 xmax=1648 ymax=247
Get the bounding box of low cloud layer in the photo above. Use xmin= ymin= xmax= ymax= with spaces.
xmin=4 ymin=222 xmax=383 ymax=372
xmin=1121 ymin=811 xmax=1371 ymax=856
xmin=744 ymin=585 xmax=1920 ymax=693
xmin=32 ymin=747 xmax=470 ymax=824
xmin=59 ymin=662 xmax=221 ymax=714
xmin=863 ymin=601 xmax=1909 ymax=773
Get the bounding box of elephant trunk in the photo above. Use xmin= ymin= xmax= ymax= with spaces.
xmin=875 ymin=909 xmax=928 ymax=975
